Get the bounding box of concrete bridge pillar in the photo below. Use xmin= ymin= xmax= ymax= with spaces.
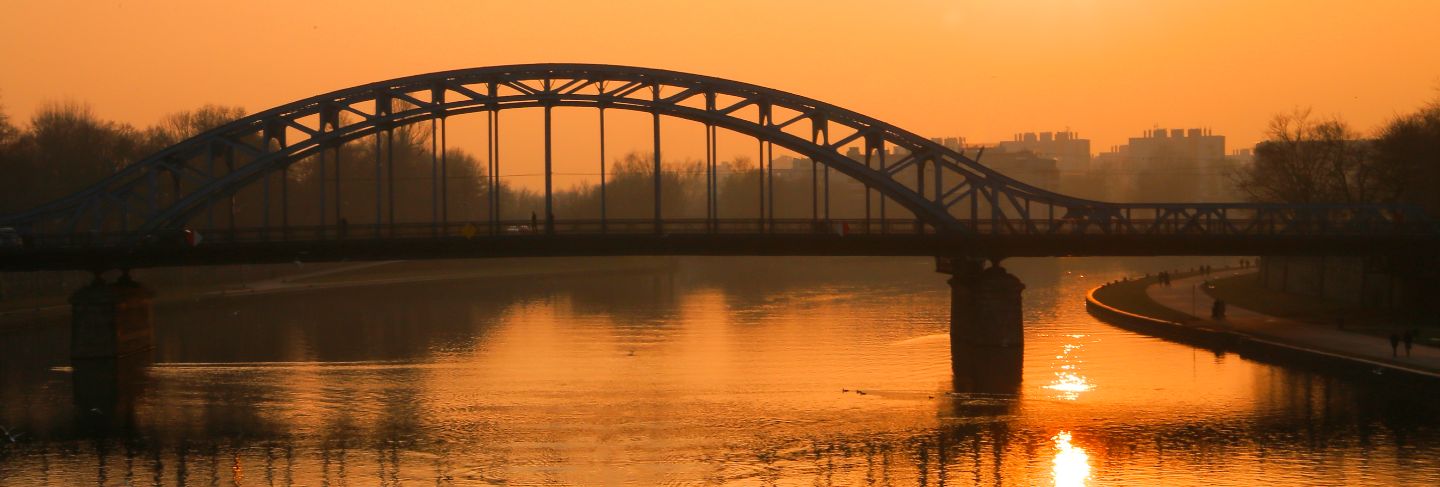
xmin=938 ymin=256 xmax=1026 ymax=369
xmin=70 ymin=271 xmax=154 ymax=359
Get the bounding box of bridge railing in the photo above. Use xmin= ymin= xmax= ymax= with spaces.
xmin=5 ymin=210 xmax=1435 ymax=252
xmin=5 ymin=219 xmax=929 ymax=249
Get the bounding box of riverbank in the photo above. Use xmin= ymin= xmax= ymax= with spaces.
xmin=0 ymin=256 xmax=678 ymax=326
xmin=1205 ymin=272 xmax=1438 ymax=346
xmin=1087 ymin=269 xmax=1440 ymax=381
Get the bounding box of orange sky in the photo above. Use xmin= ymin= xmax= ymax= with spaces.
xmin=3 ymin=0 xmax=1438 ymax=156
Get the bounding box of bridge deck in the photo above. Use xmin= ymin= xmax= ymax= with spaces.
xmin=3 ymin=219 xmax=1434 ymax=271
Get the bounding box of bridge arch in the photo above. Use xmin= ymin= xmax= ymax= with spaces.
xmin=1 ymin=64 xmax=1096 ymax=238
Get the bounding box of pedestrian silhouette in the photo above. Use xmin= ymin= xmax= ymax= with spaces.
xmin=1403 ymin=330 xmax=1414 ymax=357
xmin=1389 ymin=333 xmax=1400 ymax=357
xmin=531 ymin=211 xmax=538 ymax=233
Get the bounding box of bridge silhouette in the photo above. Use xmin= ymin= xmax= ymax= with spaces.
xmin=2 ymin=64 xmax=1435 ymax=361
xmin=1 ymin=64 xmax=1435 ymax=271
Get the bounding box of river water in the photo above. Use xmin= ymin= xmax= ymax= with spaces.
xmin=1 ymin=257 xmax=1438 ymax=486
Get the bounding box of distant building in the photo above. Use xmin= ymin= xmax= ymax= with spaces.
xmin=997 ymin=131 xmax=1091 ymax=172
xmin=1126 ymin=128 xmax=1224 ymax=171
xmin=929 ymin=137 xmax=966 ymax=152
xmin=980 ymin=150 xmax=1060 ymax=190
xmin=1094 ymin=127 xmax=1234 ymax=202
xmin=1226 ymin=147 xmax=1254 ymax=166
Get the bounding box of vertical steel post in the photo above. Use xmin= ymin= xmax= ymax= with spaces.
xmin=486 ymin=110 xmax=495 ymax=233
xmin=705 ymin=120 xmax=713 ymax=232
xmin=766 ymin=141 xmax=774 ymax=230
xmin=374 ymin=129 xmax=382 ymax=237
xmin=227 ymin=148 xmax=236 ymax=240
xmin=757 ymin=136 xmax=765 ymax=231
xmin=934 ymin=157 xmax=943 ymax=233
xmin=599 ymin=106 xmax=607 ymax=233
xmin=281 ymin=166 xmax=289 ymax=239
xmin=387 ymin=129 xmax=395 ymax=236
xmin=262 ymin=168 xmax=270 ymax=241
xmin=878 ymin=147 xmax=887 ymax=234
xmin=319 ymin=141 xmax=326 ymax=238
xmin=544 ymin=105 xmax=553 ymax=235
xmin=652 ymin=87 xmax=662 ymax=234
xmin=934 ymin=158 xmax=942 ymax=205
xmin=430 ymin=118 xmax=438 ymax=236
xmin=147 ymin=170 xmax=157 ymax=217
xmin=494 ymin=109 xmax=502 ymax=227
xmin=971 ymin=186 xmax=979 ymax=232
xmin=705 ymin=92 xmax=716 ymax=232
xmin=205 ymin=144 xmax=215 ymax=231
xmin=441 ymin=116 xmax=448 ymax=232
xmin=334 ymin=145 xmax=342 ymax=236
xmin=811 ymin=155 xmax=818 ymax=223
xmin=864 ymin=144 xmax=872 ymax=233
xmin=916 ymin=158 xmax=925 ymax=234
xmin=376 ymin=99 xmax=388 ymax=238
xmin=817 ymin=121 xmax=829 ymax=223
xmin=711 ymin=124 xmax=719 ymax=226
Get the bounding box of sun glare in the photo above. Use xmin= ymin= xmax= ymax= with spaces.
xmin=1052 ymin=431 xmax=1092 ymax=487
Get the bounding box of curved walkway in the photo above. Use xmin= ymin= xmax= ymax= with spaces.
xmin=1147 ymin=270 xmax=1440 ymax=377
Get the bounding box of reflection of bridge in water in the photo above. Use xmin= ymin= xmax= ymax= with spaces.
xmin=0 ymin=64 xmax=1435 ymax=364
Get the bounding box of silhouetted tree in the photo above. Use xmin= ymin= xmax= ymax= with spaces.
xmin=1234 ymin=108 xmax=1382 ymax=204
xmin=0 ymin=101 xmax=150 ymax=212
xmin=144 ymin=104 xmax=246 ymax=149
xmin=1373 ymin=98 xmax=1440 ymax=213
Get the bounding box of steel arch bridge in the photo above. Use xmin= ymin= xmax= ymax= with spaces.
xmin=1 ymin=64 xmax=1436 ymax=270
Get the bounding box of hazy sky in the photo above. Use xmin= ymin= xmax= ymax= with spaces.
xmin=3 ymin=0 xmax=1438 ymax=156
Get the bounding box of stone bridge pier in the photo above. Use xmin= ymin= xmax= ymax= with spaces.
xmin=937 ymin=257 xmax=1025 ymax=378
xmin=69 ymin=270 xmax=155 ymax=424
xmin=70 ymin=270 xmax=154 ymax=359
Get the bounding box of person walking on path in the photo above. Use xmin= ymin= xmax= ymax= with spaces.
xmin=1390 ymin=333 xmax=1401 ymax=357
xmin=1210 ymin=299 xmax=1227 ymax=319
xmin=1403 ymin=330 xmax=1415 ymax=357
xmin=531 ymin=211 xmax=539 ymax=234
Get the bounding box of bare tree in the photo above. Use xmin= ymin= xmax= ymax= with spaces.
xmin=1234 ymin=108 xmax=1382 ymax=204
xmin=144 ymin=104 xmax=246 ymax=149
xmin=1373 ymin=98 xmax=1440 ymax=213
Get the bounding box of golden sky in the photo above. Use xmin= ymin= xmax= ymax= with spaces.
xmin=3 ymin=0 xmax=1438 ymax=156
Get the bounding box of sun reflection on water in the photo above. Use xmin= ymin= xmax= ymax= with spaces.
xmin=1052 ymin=431 xmax=1091 ymax=487
xmin=1044 ymin=339 xmax=1094 ymax=400
xmin=1044 ymin=372 xmax=1094 ymax=400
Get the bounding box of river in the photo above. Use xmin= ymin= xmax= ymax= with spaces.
xmin=1 ymin=257 xmax=1438 ymax=486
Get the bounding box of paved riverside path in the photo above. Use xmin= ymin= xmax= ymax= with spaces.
xmin=1146 ymin=270 xmax=1440 ymax=377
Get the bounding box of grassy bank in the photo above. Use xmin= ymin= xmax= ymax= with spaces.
xmin=1090 ymin=274 xmax=1203 ymax=325
xmin=1205 ymin=272 xmax=1435 ymax=345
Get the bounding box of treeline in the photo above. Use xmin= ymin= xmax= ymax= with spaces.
xmin=0 ymin=100 xmax=893 ymax=231
xmin=0 ymin=101 xmax=246 ymax=213
xmin=1235 ymin=98 xmax=1440 ymax=213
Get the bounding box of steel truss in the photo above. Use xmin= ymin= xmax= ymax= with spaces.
xmin=1 ymin=64 xmax=1433 ymax=244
